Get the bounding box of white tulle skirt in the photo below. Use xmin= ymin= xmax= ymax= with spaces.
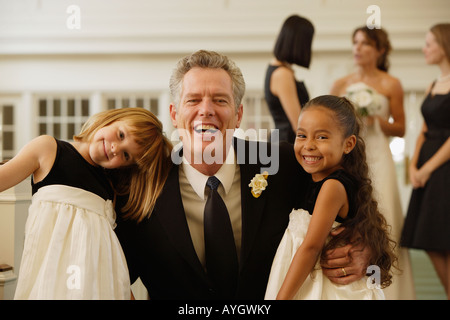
xmin=14 ymin=185 xmax=130 ymax=300
xmin=264 ymin=209 xmax=385 ymax=300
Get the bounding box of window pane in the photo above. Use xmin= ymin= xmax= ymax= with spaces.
xmin=39 ymin=99 xmax=47 ymax=116
xmin=36 ymin=96 xmax=89 ymax=141
xmin=81 ymin=99 xmax=89 ymax=116
xmin=39 ymin=123 xmax=47 ymax=135
xmin=150 ymin=98 xmax=158 ymax=115
xmin=68 ymin=99 xmax=75 ymax=116
xmin=136 ymin=98 xmax=144 ymax=108
xmin=2 ymin=105 xmax=13 ymax=125
xmin=53 ymin=99 xmax=61 ymax=116
xmin=107 ymin=99 xmax=115 ymax=110
xmin=3 ymin=132 xmax=13 ymax=150
xmin=53 ymin=123 xmax=61 ymax=139
xmin=68 ymin=123 xmax=75 ymax=138
xmin=121 ymin=99 xmax=130 ymax=108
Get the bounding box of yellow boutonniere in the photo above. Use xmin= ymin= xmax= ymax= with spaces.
xmin=248 ymin=171 xmax=269 ymax=198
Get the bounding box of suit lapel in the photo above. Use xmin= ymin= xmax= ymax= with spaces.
xmin=235 ymin=139 xmax=267 ymax=270
xmin=155 ymin=164 xmax=209 ymax=282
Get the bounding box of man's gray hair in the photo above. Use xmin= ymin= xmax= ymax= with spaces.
xmin=169 ymin=50 xmax=246 ymax=110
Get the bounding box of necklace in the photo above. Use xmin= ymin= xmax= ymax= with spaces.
xmin=437 ymin=74 xmax=450 ymax=82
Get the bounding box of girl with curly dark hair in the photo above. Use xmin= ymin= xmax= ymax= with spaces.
xmin=265 ymin=95 xmax=396 ymax=300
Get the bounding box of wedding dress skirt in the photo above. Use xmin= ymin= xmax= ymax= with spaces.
xmin=264 ymin=209 xmax=385 ymax=300
xmin=14 ymin=185 xmax=130 ymax=300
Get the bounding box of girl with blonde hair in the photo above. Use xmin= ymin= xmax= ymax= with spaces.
xmin=0 ymin=107 xmax=172 ymax=299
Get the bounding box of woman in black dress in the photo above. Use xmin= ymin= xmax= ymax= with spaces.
xmin=264 ymin=15 xmax=313 ymax=144
xmin=401 ymin=23 xmax=450 ymax=300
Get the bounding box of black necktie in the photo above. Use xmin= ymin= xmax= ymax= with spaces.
xmin=204 ymin=176 xmax=238 ymax=298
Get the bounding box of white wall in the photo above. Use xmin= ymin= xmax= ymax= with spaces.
xmin=1 ymin=0 xmax=448 ymax=90
xmin=0 ymin=0 xmax=448 ymax=54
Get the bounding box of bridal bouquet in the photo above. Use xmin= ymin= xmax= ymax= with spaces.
xmin=346 ymin=83 xmax=381 ymax=117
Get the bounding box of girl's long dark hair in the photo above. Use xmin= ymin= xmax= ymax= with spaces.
xmin=304 ymin=95 xmax=397 ymax=288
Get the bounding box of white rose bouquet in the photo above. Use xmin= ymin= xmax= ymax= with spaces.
xmin=346 ymin=83 xmax=381 ymax=117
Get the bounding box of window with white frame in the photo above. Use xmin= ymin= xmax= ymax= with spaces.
xmin=0 ymin=103 xmax=15 ymax=160
xmin=239 ymin=92 xmax=274 ymax=141
xmin=37 ymin=95 xmax=90 ymax=141
xmin=104 ymin=93 xmax=160 ymax=116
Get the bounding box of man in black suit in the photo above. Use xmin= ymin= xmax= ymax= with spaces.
xmin=115 ymin=50 xmax=369 ymax=299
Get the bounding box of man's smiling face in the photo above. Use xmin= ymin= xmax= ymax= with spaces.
xmin=170 ymin=67 xmax=243 ymax=166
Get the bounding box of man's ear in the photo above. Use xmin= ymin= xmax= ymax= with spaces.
xmin=235 ymin=104 xmax=243 ymax=128
xmin=169 ymin=103 xmax=178 ymax=128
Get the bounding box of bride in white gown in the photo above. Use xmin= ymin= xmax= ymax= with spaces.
xmin=330 ymin=26 xmax=415 ymax=299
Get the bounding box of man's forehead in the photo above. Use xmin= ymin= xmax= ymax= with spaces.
xmin=181 ymin=68 xmax=233 ymax=96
